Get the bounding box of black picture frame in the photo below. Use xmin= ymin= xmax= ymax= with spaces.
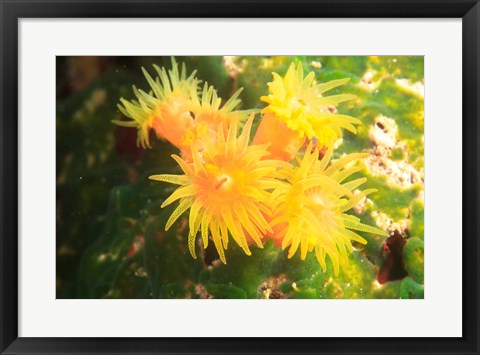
xmin=1 ymin=1 xmax=478 ymax=354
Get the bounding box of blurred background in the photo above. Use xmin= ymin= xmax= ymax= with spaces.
xmin=56 ymin=56 xmax=424 ymax=299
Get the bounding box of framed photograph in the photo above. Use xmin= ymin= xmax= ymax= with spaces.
xmin=1 ymin=0 xmax=478 ymax=354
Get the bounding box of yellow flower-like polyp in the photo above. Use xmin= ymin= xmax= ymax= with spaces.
xmin=113 ymin=59 xmax=197 ymax=148
xmin=261 ymin=62 xmax=361 ymax=149
xmin=149 ymin=115 xmax=286 ymax=263
xmin=269 ymin=144 xmax=388 ymax=275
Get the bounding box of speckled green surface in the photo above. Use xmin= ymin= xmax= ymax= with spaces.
xmin=56 ymin=56 xmax=424 ymax=299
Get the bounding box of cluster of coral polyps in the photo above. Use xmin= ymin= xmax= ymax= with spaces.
xmin=114 ymin=59 xmax=387 ymax=275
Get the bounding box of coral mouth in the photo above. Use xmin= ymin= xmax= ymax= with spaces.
xmin=214 ymin=174 xmax=232 ymax=190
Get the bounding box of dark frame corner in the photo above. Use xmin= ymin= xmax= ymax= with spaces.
xmin=1 ymin=1 xmax=479 ymax=354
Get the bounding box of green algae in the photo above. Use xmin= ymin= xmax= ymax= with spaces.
xmin=362 ymin=174 xmax=422 ymax=221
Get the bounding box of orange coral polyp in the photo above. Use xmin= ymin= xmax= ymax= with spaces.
xmin=113 ymin=58 xmax=197 ymax=149
xmin=270 ymin=144 xmax=387 ymax=275
xmin=196 ymin=110 xmax=241 ymax=136
xmin=261 ymin=62 xmax=361 ymax=149
xmin=189 ymin=82 xmax=250 ymax=133
xmin=149 ymin=115 xmax=286 ymax=264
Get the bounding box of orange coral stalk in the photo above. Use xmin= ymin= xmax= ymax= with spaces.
xmin=150 ymin=94 xmax=195 ymax=150
xmin=252 ymin=112 xmax=306 ymax=161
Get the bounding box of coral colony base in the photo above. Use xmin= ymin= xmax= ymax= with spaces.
xmin=114 ymin=58 xmax=387 ymax=277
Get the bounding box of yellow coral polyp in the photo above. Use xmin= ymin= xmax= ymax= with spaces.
xmin=270 ymin=144 xmax=387 ymax=275
xmin=261 ymin=62 xmax=361 ymax=148
xmin=149 ymin=115 xmax=286 ymax=263
xmin=113 ymin=58 xmax=197 ymax=148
